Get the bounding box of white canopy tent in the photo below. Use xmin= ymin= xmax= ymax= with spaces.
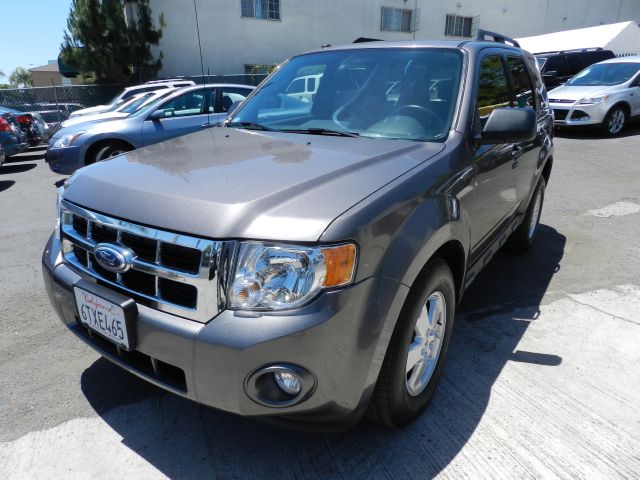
xmin=516 ymin=21 xmax=640 ymax=55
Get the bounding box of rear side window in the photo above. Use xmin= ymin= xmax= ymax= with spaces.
xmin=476 ymin=55 xmax=511 ymax=124
xmin=564 ymin=54 xmax=583 ymax=76
xmin=506 ymin=56 xmax=535 ymax=108
xmin=543 ymin=56 xmax=564 ymax=76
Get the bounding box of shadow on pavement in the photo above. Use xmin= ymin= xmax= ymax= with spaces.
xmin=0 ymin=163 xmax=37 ymax=174
xmin=0 ymin=180 xmax=16 ymax=193
xmin=81 ymin=224 xmax=566 ymax=478
xmin=554 ymin=120 xmax=640 ymax=140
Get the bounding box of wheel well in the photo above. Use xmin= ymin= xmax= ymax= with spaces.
xmin=85 ymin=139 xmax=134 ymax=165
xmin=609 ymin=102 xmax=631 ymax=117
xmin=542 ymin=156 xmax=553 ymax=186
xmin=414 ymin=240 xmax=466 ymax=302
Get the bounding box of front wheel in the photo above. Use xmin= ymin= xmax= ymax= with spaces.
xmin=89 ymin=143 xmax=132 ymax=165
xmin=368 ymin=259 xmax=455 ymax=428
xmin=602 ymin=106 xmax=626 ymax=136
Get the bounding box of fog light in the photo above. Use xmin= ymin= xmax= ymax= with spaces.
xmin=274 ymin=371 xmax=302 ymax=396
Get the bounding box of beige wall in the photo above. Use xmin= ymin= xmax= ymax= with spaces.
xmin=31 ymin=71 xmax=80 ymax=88
xmin=150 ymin=0 xmax=640 ymax=76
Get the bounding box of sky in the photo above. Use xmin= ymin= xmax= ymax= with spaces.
xmin=0 ymin=0 xmax=73 ymax=81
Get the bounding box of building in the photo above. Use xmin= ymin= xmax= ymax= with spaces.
xmin=29 ymin=62 xmax=81 ymax=87
xmin=149 ymin=0 xmax=640 ymax=77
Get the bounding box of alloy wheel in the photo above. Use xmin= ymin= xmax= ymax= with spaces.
xmin=608 ymin=109 xmax=625 ymax=135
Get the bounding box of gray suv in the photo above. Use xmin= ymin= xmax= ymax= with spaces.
xmin=43 ymin=36 xmax=553 ymax=429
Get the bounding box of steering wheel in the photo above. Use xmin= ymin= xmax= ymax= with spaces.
xmin=390 ymin=105 xmax=445 ymax=132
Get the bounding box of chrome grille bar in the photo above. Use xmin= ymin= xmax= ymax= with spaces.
xmin=60 ymin=199 xmax=236 ymax=323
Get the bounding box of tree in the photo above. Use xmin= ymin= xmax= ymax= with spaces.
xmin=9 ymin=67 xmax=33 ymax=87
xmin=60 ymin=0 xmax=164 ymax=84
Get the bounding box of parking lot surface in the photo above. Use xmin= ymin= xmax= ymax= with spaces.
xmin=1 ymin=127 xmax=639 ymax=479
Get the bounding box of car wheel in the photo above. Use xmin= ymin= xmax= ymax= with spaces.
xmin=368 ymin=259 xmax=455 ymax=428
xmin=504 ymin=177 xmax=546 ymax=254
xmin=602 ymin=106 xmax=626 ymax=136
xmin=90 ymin=143 xmax=131 ymax=164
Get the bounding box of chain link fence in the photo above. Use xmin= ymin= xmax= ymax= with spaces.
xmin=183 ymin=73 xmax=268 ymax=86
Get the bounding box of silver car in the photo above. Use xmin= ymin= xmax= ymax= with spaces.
xmin=548 ymin=56 xmax=640 ymax=136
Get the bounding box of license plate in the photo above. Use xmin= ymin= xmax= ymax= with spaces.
xmin=74 ymin=287 xmax=131 ymax=349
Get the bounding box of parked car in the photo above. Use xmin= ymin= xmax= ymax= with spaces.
xmin=285 ymin=74 xmax=322 ymax=102
xmin=68 ymin=80 xmax=196 ymax=118
xmin=0 ymin=111 xmax=28 ymax=157
xmin=0 ymin=107 xmax=46 ymax=146
xmin=548 ymin=56 xmax=640 ymax=135
xmin=59 ymin=89 xmax=177 ymax=130
xmin=46 ymin=84 xmax=254 ymax=174
xmin=536 ymin=48 xmax=615 ymax=89
xmin=43 ymin=36 xmax=553 ymax=429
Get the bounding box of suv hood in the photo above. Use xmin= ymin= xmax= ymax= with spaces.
xmin=548 ymin=84 xmax=622 ymax=101
xmin=63 ymin=128 xmax=444 ymax=241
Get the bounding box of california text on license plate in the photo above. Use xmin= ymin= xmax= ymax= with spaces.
xmin=74 ymin=287 xmax=131 ymax=349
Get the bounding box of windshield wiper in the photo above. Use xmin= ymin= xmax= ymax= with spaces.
xmin=280 ymin=128 xmax=360 ymax=137
xmin=225 ymin=121 xmax=273 ymax=131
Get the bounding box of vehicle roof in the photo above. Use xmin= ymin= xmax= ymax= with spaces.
xmin=302 ymin=39 xmax=524 ymax=56
xmin=598 ymin=55 xmax=640 ymax=64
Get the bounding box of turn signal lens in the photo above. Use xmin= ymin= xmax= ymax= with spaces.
xmin=321 ymin=244 xmax=357 ymax=287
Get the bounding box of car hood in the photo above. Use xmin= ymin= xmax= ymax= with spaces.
xmin=547 ymin=84 xmax=622 ymax=101
xmin=63 ymin=128 xmax=445 ymax=242
xmin=69 ymin=105 xmax=110 ymax=117
xmin=61 ymin=112 xmax=128 ymax=129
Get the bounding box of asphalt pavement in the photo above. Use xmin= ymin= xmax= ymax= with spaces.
xmin=0 ymin=126 xmax=639 ymax=479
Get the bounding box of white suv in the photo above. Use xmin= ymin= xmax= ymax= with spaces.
xmin=548 ymin=56 xmax=640 ymax=136
xmin=68 ymin=80 xmax=196 ymax=118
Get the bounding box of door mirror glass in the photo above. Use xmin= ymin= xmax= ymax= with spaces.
xmin=477 ymin=108 xmax=537 ymax=144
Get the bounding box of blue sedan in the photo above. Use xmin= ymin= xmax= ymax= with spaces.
xmin=46 ymin=84 xmax=254 ymax=175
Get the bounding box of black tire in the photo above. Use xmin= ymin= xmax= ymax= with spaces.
xmin=88 ymin=143 xmax=131 ymax=165
xmin=504 ymin=177 xmax=545 ymax=254
xmin=601 ymin=105 xmax=627 ymax=137
xmin=368 ymin=259 xmax=455 ymax=428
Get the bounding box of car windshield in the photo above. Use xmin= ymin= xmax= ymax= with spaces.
xmin=118 ymin=93 xmax=155 ymax=114
xmin=566 ymin=62 xmax=640 ymax=86
xmin=228 ymin=48 xmax=463 ymax=142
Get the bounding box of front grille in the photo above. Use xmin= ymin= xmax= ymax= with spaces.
xmin=549 ymin=98 xmax=574 ymax=104
xmin=60 ymin=200 xmax=235 ymax=322
xmin=553 ymin=109 xmax=569 ymax=121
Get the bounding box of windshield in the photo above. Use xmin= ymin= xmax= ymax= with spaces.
xmin=118 ymin=93 xmax=155 ymax=113
xmin=228 ymin=48 xmax=463 ymax=141
xmin=566 ymin=62 xmax=640 ymax=86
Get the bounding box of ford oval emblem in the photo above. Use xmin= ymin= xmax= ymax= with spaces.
xmin=94 ymin=244 xmax=133 ymax=273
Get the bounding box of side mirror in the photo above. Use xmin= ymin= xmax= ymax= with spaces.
xmin=149 ymin=110 xmax=166 ymax=121
xmin=227 ymin=101 xmax=241 ymax=116
xmin=477 ymin=108 xmax=537 ymax=144
xmin=542 ymin=70 xmax=557 ymax=78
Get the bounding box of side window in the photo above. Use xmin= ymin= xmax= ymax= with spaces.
xmin=544 ymin=56 xmax=563 ymax=76
xmin=286 ymin=78 xmax=305 ymax=94
xmin=307 ymin=77 xmax=316 ymax=92
xmin=157 ymin=90 xmax=205 ymax=117
xmin=564 ymin=54 xmax=582 ymax=76
xmin=219 ymin=87 xmax=251 ymax=113
xmin=506 ymin=56 xmax=535 ymax=108
xmin=476 ymin=55 xmax=511 ymax=125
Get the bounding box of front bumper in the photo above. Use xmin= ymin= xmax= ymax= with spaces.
xmin=42 ymin=232 xmax=409 ymax=427
xmin=550 ymin=101 xmax=609 ymax=127
xmin=45 ymin=145 xmax=85 ymax=175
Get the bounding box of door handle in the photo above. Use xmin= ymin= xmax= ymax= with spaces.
xmin=511 ymin=145 xmax=523 ymax=159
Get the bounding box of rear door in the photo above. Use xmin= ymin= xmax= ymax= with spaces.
xmin=468 ymin=53 xmax=520 ymax=252
xmin=141 ymin=87 xmax=213 ymax=146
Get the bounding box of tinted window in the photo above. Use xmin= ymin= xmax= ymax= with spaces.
xmin=286 ymin=78 xmax=305 ymax=94
xmin=543 ymin=56 xmax=564 ymax=75
xmin=506 ymin=56 xmax=535 ymax=108
xmin=308 ymin=77 xmax=316 ymax=91
xmin=564 ymin=53 xmax=583 ymax=76
xmin=477 ymin=55 xmax=511 ymax=123
xmin=158 ymin=90 xmax=205 ymax=117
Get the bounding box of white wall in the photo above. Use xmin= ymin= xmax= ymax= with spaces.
xmin=149 ymin=0 xmax=640 ymax=77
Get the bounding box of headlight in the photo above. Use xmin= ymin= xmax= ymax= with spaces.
xmin=579 ymin=95 xmax=610 ymax=105
xmin=228 ymin=242 xmax=357 ymax=311
xmin=55 ymin=186 xmax=64 ymax=236
xmin=52 ymin=131 xmax=86 ymax=148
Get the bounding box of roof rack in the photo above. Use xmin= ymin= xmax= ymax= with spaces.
xmin=353 ymin=37 xmax=382 ymax=43
xmin=534 ymin=47 xmax=607 ymax=55
xmin=476 ymin=29 xmax=520 ymax=48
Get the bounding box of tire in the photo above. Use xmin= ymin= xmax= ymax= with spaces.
xmin=89 ymin=143 xmax=131 ymax=165
xmin=504 ymin=177 xmax=545 ymax=254
xmin=368 ymin=259 xmax=455 ymax=428
xmin=601 ymin=105 xmax=627 ymax=137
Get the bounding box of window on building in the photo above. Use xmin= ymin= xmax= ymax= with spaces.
xmin=241 ymin=0 xmax=280 ymax=20
xmin=445 ymin=14 xmax=473 ymax=37
xmin=381 ymin=7 xmax=414 ymax=32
